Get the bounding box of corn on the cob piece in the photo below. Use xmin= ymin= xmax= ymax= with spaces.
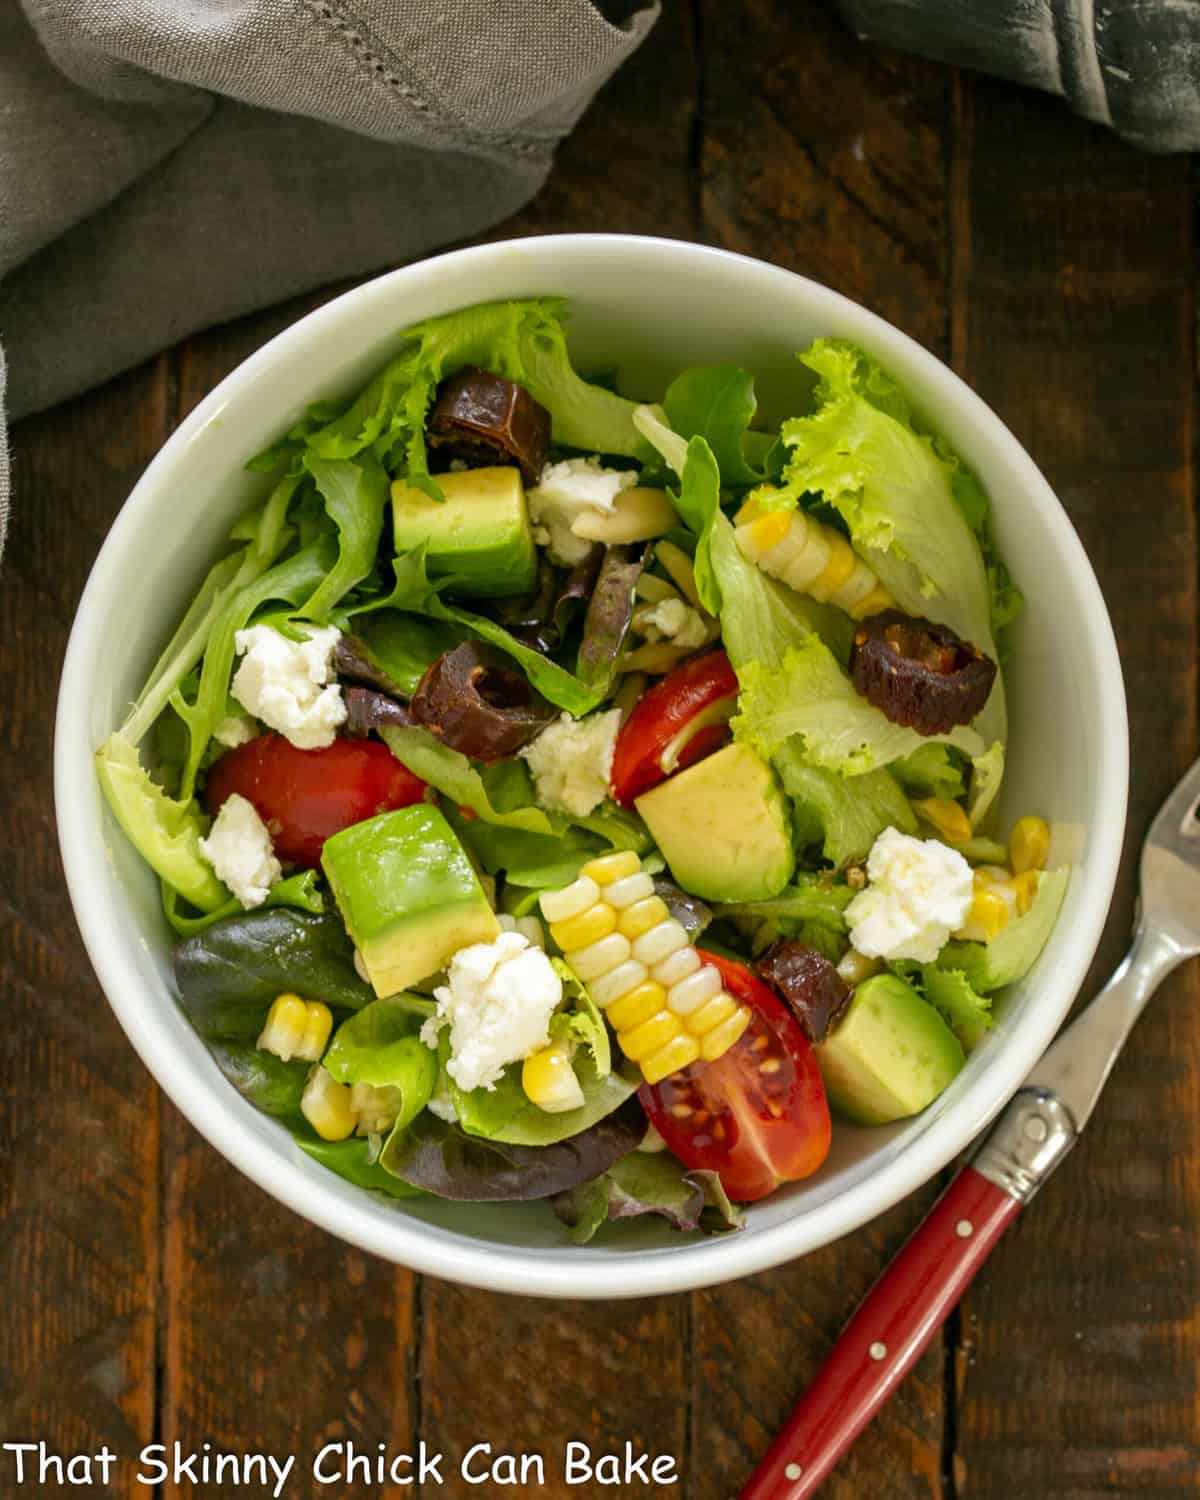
xmin=734 ymin=493 xmax=895 ymax=619
xmin=257 ymin=993 xmax=333 ymax=1063
xmin=522 ymin=1040 xmax=586 ymax=1113
xmin=301 ymin=1066 xmax=356 ymax=1141
xmin=539 ymin=855 xmax=752 ymax=1086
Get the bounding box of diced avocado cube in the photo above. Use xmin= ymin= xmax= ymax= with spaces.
xmin=321 ymin=805 xmax=499 ymax=998
xmin=391 ymin=466 xmax=537 ymax=597
xmin=816 ymin=974 xmax=964 ymax=1126
xmin=634 ymin=742 xmax=794 ymax=903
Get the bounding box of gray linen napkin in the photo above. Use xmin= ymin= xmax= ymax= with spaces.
xmin=0 ymin=0 xmax=658 ymax=562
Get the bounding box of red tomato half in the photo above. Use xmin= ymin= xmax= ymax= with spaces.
xmin=639 ymin=951 xmax=831 ymax=1202
xmin=609 ymin=649 xmax=738 ymax=806
xmin=205 ymin=734 xmax=428 ymax=868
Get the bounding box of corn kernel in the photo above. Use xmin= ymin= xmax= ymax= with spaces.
xmin=522 ymin=1043 xmax=585 ymax=1114
xmin=515 ymin=916 xmax=545 ymax=949
xmin=621 ymin=1009 xmax=684 ymax=1061
xmin=604 ymin=871 xmax=656 ymax=908
xmin=683 ymin=991 xmax=739 ymax=1038
xmin=550 ymin=902 xmax=616 ymax=952
xmin=974 ymin=864 xmax=1012 ymax=887
xmin=808 ymin=533 xmax=858 ymax=602
xmin=640 ymin=1032 xmax=702 ymax=1085
xmin=750 ymin=510 xmax=792 ymax=550
xmin=1012 ymin=869 xmax=1040 ymax=915
xmin=913 ymin=797 xmax=972 ymax=844
xmin=540 ymin=875 xmax=600 ymax=923
xmin=258 ymin=994 xmax=332 ymax=1063
xmin=849 ymin=584 xmax=895 ymax=619
xmin=734 ymin=495 xmax=767 ymax=526
xmin=570 ymin=930 xmax=632 ymax=980
xmin=667 ymin=961 xmax=723 ymax=1015
xmin=301 ymin=1067 xmax=356 ymax=1141
xmin=588 ymin=958 xmax=649 ymax=1008
xmin=632 ymin=918 xmax=689 ymax=967
xmin=836 ymin=949 xmax=881 ymax=987
xmin=699 ymin=1006 xmax=752 ymax=1061
xmin=581 ymin=851 xmax=642 ymax=886
xmin=617 ymin=896 xmax=671 ymax=940
xmin=607 ymin=980 xmax=669 ymax=1031
xmin=654 ymin=946 xmax=702 ymax=986
xmin=957 ymin=889 xmax=1011 ymax=943
xmin=1010 ymin=815 xmax=1050 ymax=874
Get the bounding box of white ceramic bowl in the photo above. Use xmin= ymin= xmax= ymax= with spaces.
xmin=56 ymin=235 xmax=1127 ymax=1297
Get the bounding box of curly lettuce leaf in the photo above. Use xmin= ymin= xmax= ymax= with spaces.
xmin=776 ymin=339 xmax=1007 ymax=745
xmin=734 ymin=638 xmax=984 ymax=774
xmin=935 ymin=866 xmax=1069 ymax=994
xmin=663 ymin=365 xmax=764 ymax=488
xmin=554 ymin=1152 xmax=744 ymax=1244
xmin=917 ymin=966 xmax=993 ymax=1051
xmin=632 ymin=408 xmax=724 ymax=616
xmin=967 ymin=740 xmax=1006 ymax=830
xmin=892 ymin=744 xmax=967 ymax=801
xmin=95 ymin=733 xmax=227 ymax=911
xmin=300 ymin=454 xmax=390 ymax=618
xmin=772 ymin=741 xmax=916 ymax=869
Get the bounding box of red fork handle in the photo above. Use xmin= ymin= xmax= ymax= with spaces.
xmin=739 ymin=1166 xmax=1021 ymax=1500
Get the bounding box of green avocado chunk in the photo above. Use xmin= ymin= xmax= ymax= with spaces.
xmin=321 ymin=805 xmax=500 ymax=998
xmin=391 ymin=466 xmax=537 ymax=597
xmin=634 ymin=741 xmax=794 ymax=903
xmin=817 ymin=973 xmax=964 ymax=1126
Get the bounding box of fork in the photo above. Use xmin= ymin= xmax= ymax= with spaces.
xmin=740 ymin=759 xmax=1200 ymax=1500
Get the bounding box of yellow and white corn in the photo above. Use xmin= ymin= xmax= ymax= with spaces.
xmin=913 ymin=797 xmax=972 ymax=845
xmin=1009 ymin=815 xmax=1050 ymax=874
xmin=955 ymin=863 xmax=1040 ymax=943
xmin=522 ymin=1040 xmax=586 ymax=1113
xmin=538 ymin=851 xmax=751 ymax=1086
xmin=301 ymin=1066 xmax=356 ymax=1141
xmin=257 ymin=993 xmax=333 ymax=1064
xmin=734 ymin=493 xmax=894 ymax=619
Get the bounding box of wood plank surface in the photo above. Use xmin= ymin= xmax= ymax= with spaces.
xmin=3 ymin=5 xmax=1199 ymax=1499
xmin=1 ymin=368 xmax=168 ymax=1495
xmin=950 ymin=77 xmax=1200 ymax=1498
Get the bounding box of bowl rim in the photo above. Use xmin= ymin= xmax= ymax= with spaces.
xmin=55 ymin=233 xmax=1129 ymax=1297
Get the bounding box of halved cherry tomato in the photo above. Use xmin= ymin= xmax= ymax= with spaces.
xmin=639 ymin=951 xmax=831 ymax=1202
xmin=205 ymin=734 xmax=428 ymax=868
xmin=609 ymin=649 xmax=738 ymax=806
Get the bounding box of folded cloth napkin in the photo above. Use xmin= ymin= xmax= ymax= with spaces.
xmin=0 ymin=0 xmax=658 ymax=562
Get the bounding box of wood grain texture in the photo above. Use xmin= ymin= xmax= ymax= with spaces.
xmin=951 ymin=77 xmax=1199 ymax=1499
xmin=1 ymin=367 xmax=169 ymax=1498
xmin=690 ymin=6 xmax=953 ymax=1497
xmin=699 ymin=0 xmax=951 ymax=355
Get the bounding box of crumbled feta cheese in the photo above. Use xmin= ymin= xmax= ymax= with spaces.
xmin=214 ymin=714 xmax=258 ymax=748
xmin=527 ymin=456 xmax=639 ymax=566
xmin=199 ymin=793 xmax=281 ymax=909
xmin=425 ymin=932 xmax=563 ymax=1093
xmin=639 ymin=596 xmax=709 ymax=649
xmin=425 ymin=1080 xmax=458 ymax=1122
xmin=520 ymin=709 xmax=622 ymax=818
xmin=846 ymin=827 xmax=973 ymax=964
xmin=231 ymin=623 xmax=346 ymax=750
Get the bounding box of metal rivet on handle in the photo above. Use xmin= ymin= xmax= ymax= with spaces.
xmin=956 ymin=1219 xmax=974 ymax=1238
xmin=869 ymin=1341 xmax=887 ymax=1360
xmin=1025 ymin=1115 xmax=1049 ymax=1143
xmin=784 ymin=1463 xmax=803 ymax=1480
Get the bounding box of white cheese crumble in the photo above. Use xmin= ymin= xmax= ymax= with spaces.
xmin=214 ymin=713 xmax=258 ymax=748
xmin=846 ymin=827 xmax=974 ymax=964
xmin=199 ymin=793 xmax=281 ymax=909
xmin=421 ymin=932 xmax=562 ymax=1093
xmin=425 ymin=1081 xmax=458 ymax=1122
xmin=231 ymin=623 xmax=346 ymax=750
xmin=639 ymin=596 xmax=709 ymax=649
xmin=520 ymin=708 xmax=622 ymax=818
xmin=527 ymin=456 xmax=639 ymax=566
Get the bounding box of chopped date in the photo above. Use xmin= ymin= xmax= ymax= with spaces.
xmin=756 ymin=941 xmax=852 ymax=1044
xmin=427 ymin=367 xmax=551 ymax=485
xmin=849 ymin=611 xmax=996 ymax=735
xmin=409 ymin=642 xmax=555 ymax=763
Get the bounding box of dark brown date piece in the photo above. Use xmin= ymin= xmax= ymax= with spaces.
xmin=757 ymin=941 xmax=852 ymax=1044
xmin=343 ymin=686 xmax=413 ymax=737
xmin=409 ymin=642 xmax=555 ymax=763
xmin=849 ymin=611 xmax=996 ymax=735
xmin=427 ymin=367 xmax=551 ymax=485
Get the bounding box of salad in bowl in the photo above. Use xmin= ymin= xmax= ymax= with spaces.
xmin=94 ymin=297 xmax=1067 ymax=1243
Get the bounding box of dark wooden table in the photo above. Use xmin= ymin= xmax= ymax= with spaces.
xmin=4 ymin=5 xmax=1197 ymax=1496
